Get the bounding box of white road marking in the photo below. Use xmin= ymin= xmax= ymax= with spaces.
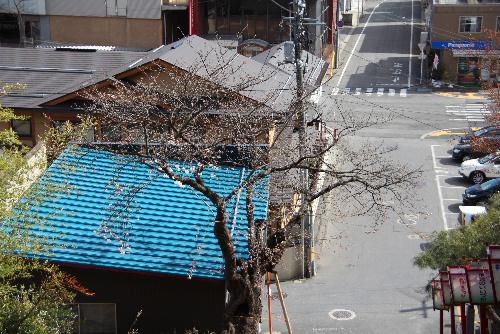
xmin=441 ymin=186 xmax=465 ymax=189
xmin=431 ymin=145 xmax=449 ymax=230
xmin=343 ymin=87 xmax=351 ymax=95
xmin=400 ymin=89 xmax=407 ymax=97
xmin=450 ymin=118 xmax=485 ymax=121
xmin=447 ymin=110 xmax=489 ymax=114
xmin=408 ymin=0 xmax=414 ymax=88
xmin=443 ymin=198 xmax=462 ymax=201
xmin=332 ymin=87 xmax=339 ymax=95
xmin=430 ymin=145 xmax=444 ymax=170
xmin=377 ymin=88 xmax=384 ymax=96
xmin=355 ymin=88 xmax=362 ymax=95
xmin=335 ymin=2 xmax=384 ymax=88
xmin=446 ymin=104 xmax=490 ymax=122
xmin=388 ymin=88 xmax=395 ymax=96
xmin=366 ymin=88 xmax=373 ymax=96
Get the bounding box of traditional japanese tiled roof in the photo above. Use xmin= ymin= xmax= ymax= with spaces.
xmin=252 ymin=42 xmax=328 ymax=89
xmin=0 ymin=47 xmax=147 ymax=109
xmin=18 ymin=146 xmax=269 ymax=280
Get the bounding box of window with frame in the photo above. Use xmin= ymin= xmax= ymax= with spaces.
xmin=106 ymin=0 xmax=127 ymax=16
xmin=459 ymin=16 xmax=482 ymax=33
xmin=72 ymin=303 xmax=117 ymax=334
xmin=11 ymin=119 xmax=32 ymax=137
xmin=497 ymin=16 xmax=500 ymax=32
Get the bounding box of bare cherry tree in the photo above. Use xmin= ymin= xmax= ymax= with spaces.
xmin=75 ymin=41 xmax=421 ymax=333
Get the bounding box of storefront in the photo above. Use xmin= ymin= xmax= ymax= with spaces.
xmin=431 ymin=41 xmax=497 ymax=86
xmin=453 ymin=49 xmax=500 ymax=87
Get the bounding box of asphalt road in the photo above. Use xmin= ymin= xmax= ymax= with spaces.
xmin=262 ymin=0 xmax=492 ymax=332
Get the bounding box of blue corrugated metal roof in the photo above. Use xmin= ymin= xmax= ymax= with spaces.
xmin=20 ymin=146 xmax=269 ymax=280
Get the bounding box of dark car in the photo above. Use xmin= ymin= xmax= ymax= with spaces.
xmin=458 ymin=126 xmax=500 ymax=144
xmin=452 ymin=144 xmax=475 ymax=161
xmin=462 ymin=178 xmax=500 ymax=205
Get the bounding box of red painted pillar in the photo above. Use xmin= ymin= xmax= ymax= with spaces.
xmin=440 ymin=310 xmax=444 ymax=334
xmin=479 ymin=305 xmax=489 ymax=334
xmin=460 ymin=305 xmax=467 ymax=334
xmin=188 ymin=0 xmax=199 ymax=35
xmin=451 ymin=307 xmax=456 ymax=334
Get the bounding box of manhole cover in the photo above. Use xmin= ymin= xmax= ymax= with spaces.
xmin=328 ymin=309 xmax=356 ymax=320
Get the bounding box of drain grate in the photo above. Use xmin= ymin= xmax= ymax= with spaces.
xmin=328 ymin=309 xmax=356 ymax=320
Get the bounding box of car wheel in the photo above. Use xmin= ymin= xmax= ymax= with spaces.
xmin=462 ymin=155 xmax=472 ymax=162
xmin=470 ymin=171 xmax=486 ymax=184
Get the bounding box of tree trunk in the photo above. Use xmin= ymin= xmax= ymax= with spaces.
xmin=223 ymin=271 xmax=264 ymax=334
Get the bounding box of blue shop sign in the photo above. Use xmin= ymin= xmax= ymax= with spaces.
xmin=431 ymin=41 xmax=491 ymax=49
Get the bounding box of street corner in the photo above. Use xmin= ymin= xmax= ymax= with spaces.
xmin=433 ymin=91 xmax=485 ymax=100
xmin=421 ymin=127 xmax=480 ymax=139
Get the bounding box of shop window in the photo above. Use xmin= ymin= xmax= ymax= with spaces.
xmin=457 ymin=57 xmax=480 ymax=86
xmin=72 ymin=303 xmax=117 ymax=334
xmin=459 ymin=16 xmax=482 ymax=33
xmin=497 ymin=17 xmax=500 ymax=32
xmin=11 ymin=119 xmax=31 ymax=137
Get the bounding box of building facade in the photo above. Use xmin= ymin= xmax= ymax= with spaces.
xmin=0 ymin=0 xmax=337 ymax=57
xmin=428 ymin=0 xmax=500 ymax=86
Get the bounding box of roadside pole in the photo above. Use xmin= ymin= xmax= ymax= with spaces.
xmin=291 ymin=0 xmax=311 ymax=278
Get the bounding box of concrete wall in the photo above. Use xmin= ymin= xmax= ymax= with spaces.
xmin=46 ymin=0 xmax=161 ymax=19
xmin=49 ymin=15 xmax=163 ymax=49
xmin=0 ymin=0 xmax=46 ymax=15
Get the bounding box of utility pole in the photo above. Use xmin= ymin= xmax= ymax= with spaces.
xmin=292 ymin=0 xmax=311 ymax=278
xmin=284 ymin=0 xmax=326 ymax=278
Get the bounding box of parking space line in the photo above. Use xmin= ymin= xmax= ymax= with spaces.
xmin=435 ymin=174 xmax=449 ymax=231
xmin=441 ymin=186 xmax=465 ymax=189
xmin=443 ymin=198 xmax=461 ymax=201
xmin=431 ymin=145 xmax=450 ymax=230
xmin=431 ymin=145 xmax=443 ymax=170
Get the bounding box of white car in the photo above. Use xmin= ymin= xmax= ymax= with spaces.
xmin=459 ymin=153 xmax=500 ymax=184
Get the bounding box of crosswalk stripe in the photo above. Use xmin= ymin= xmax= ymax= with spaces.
xmin=446 ymin=110 xmax=490 ymax=115
xmin=450 ymin=118 xmax=485 ymax=121
xmin=447 ymin=102 xmax=489 ymax=121
xmin=331 ymin=88 xmax=409 ymax=97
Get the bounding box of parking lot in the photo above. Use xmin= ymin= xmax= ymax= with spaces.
xmin=430 ymin=143 xmax=472 ymax=230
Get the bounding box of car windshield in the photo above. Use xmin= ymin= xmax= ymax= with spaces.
xmin=480 ymin=178 xmax=500 ymax=191
xmin=478 ymin=154 xmax=495 ymax=164
xmin=473 ymin=127 xmax=491 ymax=136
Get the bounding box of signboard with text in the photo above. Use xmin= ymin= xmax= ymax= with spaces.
xmin=487 ymin=245 xmax=500 ymax=302
xmin=439 ymin=272 xmax=453 ymax=306
xmin=448 ymin=266 xmax=470 ymax=304
xmin=466 ymin=261 xmax=495 ymax=304
xmin=432 ymin=279 xmax=447 ymax=310
xmin=431 ymin=41 xmax=492 ymax=50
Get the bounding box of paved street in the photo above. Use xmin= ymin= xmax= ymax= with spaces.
xmin=263 ymin=0 xmax=491 ymax=332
